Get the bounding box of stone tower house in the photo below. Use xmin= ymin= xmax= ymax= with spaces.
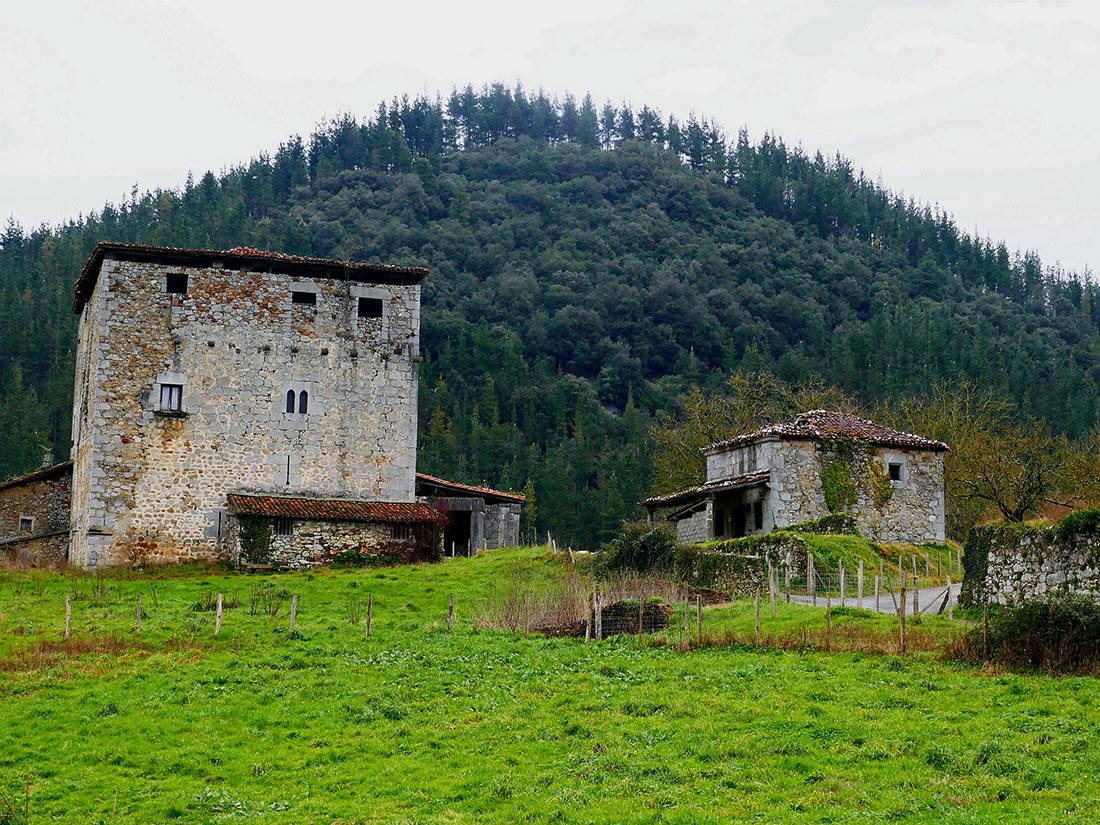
xmin=68 ymin=243 xmax=429 ymax=569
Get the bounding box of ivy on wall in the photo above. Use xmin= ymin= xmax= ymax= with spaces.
xmin=238 ymin=516 xmax=273 ymax=565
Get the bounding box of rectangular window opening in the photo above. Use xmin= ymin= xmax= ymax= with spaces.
xmin=273 ymin=518 xmax=293 ymax=537
xmin=753 ymin=500 xmax=764 ymax=531
xmin=19 ymin=516 xmax=34 ymax=532
xmin=888 ymin=462 xmax=903 ymax=482
xmin=358 ymin=297 xmax=384 ymax=319
xmin=160 ymin=384 xmax=183 ymax=411
xmin=166 ymin=274 xmax=188 ymax=294
xmin=291 ymin=291 xmax=317 ymax=305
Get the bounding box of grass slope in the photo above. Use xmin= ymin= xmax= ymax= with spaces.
xmin=1 ymin=548 xmax=1097 ymax=823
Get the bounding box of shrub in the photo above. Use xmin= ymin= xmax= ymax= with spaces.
xmin=1053 ymin=508 xmax=1100 ymax=539
xmin=780 ymin=514 xmax=860 ymax=536
xmin=598 ymin=522 xmax=678 ymax=575
xmin=970 ymin=595 xmax=1100 ymax=674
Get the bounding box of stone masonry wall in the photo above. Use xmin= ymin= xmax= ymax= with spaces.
xmin=483 ymin=502 xmax=522 ymax=549
xmin=70 ymin=256 xmax=421 ymax=569
xmin=766 ymin=441 xmax=944 ymax=544
xmin=0 ymin=467 xmax=72 ymax=566
xmin=964 ymin=525 xmax=1100 ymax=606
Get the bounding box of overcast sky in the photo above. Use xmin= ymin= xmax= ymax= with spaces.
xmin=2 ymin=0 xmax=1097 ymax=276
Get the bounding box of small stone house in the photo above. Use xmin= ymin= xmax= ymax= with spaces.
xmin=643 ymin=410 xmax=947 ymax=544
xmin=0 ymin=461 xmax=73 ymax=567
xmin=415 ymin=473 xmax=524 ymax=555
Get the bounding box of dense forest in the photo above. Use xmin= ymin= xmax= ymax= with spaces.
xmin=2 ymin=84 xmax=1097 ymax=546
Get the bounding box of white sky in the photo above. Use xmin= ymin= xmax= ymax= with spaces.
xmin=2 ymin=0 xmax=1097 ymax=276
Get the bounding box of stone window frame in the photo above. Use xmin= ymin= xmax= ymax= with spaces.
xmin=883 ymin=453 xmax=908 ymax=487
xmin=279 ymin=381 xmax=321 ymax=417
xmin=152 ymin=371 xmax=189 ymax=417
xmin=350 ymin=285 xmax=389 ymax=334
xmin=289 ymin=281 xmax=320 ymax=309
xmin=18 ymin=515 xmax=35 ymax=532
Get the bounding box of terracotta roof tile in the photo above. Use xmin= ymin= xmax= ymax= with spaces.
xmin=415 ymin=472 xmax=526 ymax=503
xmin=703 ymin=410 xmax=948 ymax=453
xmin=0 ymin=460 xmax=73 ymax=493
xmin=227 ymin=493 xmax=445 ymax=524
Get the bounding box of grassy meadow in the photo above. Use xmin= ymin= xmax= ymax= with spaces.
xmin=1 ymin=547 xmax=1097 ymax=823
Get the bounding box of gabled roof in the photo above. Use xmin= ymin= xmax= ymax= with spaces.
xmin=641 ymin=471 xmax=770 ymax=510
xmin=226 ymin=493 xmax=444 ymax=524
xmin=0 ymin=460 xmax=73 ymax=493
xmin=703 ymin=410 xmax=948 ymax=454
xmin=415 ymin=472 xmax=526 ymax=504
xmin=74 ymin=242 xmax=429 ymax=313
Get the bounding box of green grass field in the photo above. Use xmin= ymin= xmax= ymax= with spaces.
xmin=1 ymin=548 xmax=1097 ymax=823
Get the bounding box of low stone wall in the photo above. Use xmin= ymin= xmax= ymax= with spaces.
xmin=1 ymin=531 xmax=70 ymax=568
xmin=230 ymin=515 xmax=432 ymax=569
xmin=961 ymin=521 xmax=1100 ymax=607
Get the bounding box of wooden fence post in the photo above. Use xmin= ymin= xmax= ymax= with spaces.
xmin=215 ymin=593 xmax=223 ymax=636
xmin=857 ymin=560 xmax=864 ymax=609
xmin=696 ymin=595 xmax=702 ymax=646
xmin=289 ymin=594 xmax=298 ymax=634
xmin=946 ymin=575 xmax=953 ymax=621
xmin=768 ymin=563 xmax=777 ymax=619
xmin=366 ymin=593 xmax=373 ymax=638
xmin=136 ymin=595 xmax=142 ymax=632
xmin=594 ymin=587 xmax=602 ymax=641
xmin=824 ymin=584 xmax=832 ymax=652
xmin=808 ymin=553 xmax=816 ymax=606
xmin=874 ymin=573 xmax=881 ymax=612
xmin=448 ymin=592 xmax=455 ymax=632
xmin=65 ymin=595 xmax=72 ymax=639
xmin=839 ymin=562 xmax=846 ymax=607
xmin=784 ymin=564 xmax=791 ymax=603
xmin=911 ymin=575 xmax=919 ymax=616
xmin=754 ymin=589 xmax=761 ymax=645
xmin=585 ymin=593 xmax=592 ymax=642
xmin=899 ymin=579 xmax=908 ymax=655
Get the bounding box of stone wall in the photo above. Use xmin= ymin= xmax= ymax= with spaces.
xmin=70 ymin=255 xmax=421 ymax=569
xmin=0 ymin=464 xmax=72 ymax=567
xmin=766 ymin=441 xmax=944 ymax=544
xmin=483 ymin=502 xmax=522 ymax=549
xmin=674 ymin=503 xmax=711 ymax=543
xmin=961 ymin=523 xmax=1100 ymax=606
xmin=228 ymin=517 xmax=415 ymax=569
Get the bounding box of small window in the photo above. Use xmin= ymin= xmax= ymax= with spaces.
xmin=166 ymin=274 xmax=188 ymax=294
xmin=286 ymin=390 xmax=296 ymax=414
xmin=291 ymin=291 xmax=316 ymax=305
xmin=358 ymin=297 xmax=384 ymax=319
xmin=273 ymin=518 xmax=293 ymax=537
xmin=753 ymin=500 xmax=764 ymax=530
xmin=160 ymin=384 xmax=183 ymax=411
xmin=298 ymin=390 xmax=309 ymax=414
xmin=888 ymin=462 xmax=903 ymax=482
xmin=19 ymin=516 xmax=34 ymax=532
xmin=713 ymin=508 xmax=724 ymax=536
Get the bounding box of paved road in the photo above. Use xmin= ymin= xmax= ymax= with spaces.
xmin=786 ymin=582 xmax=963 ymax=615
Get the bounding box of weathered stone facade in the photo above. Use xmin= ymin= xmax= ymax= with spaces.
xmin=961 ymin=522 xmax=1100 ymax=606
xmin=0 ymin=462 xmax=73 ymax=566
xmin=69 ymin=244 xmax=428 ymax=569
xmin=644 ymin=410 xmax=947 ymax=545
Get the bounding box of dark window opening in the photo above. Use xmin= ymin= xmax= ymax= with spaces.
xmin=753 ymin=500 xmax=764 ymax=531
xmin=888 ymin=462 xmax=903 ymax=482
xmin=166 ymin=274 xmax=188 ymax=294
xmin=19 ymin=516 xmax=34 ymax=532
xmin=273 ymin=518 xmax=293 ymax=537
xmin=291 ymin=291 xmax=316 ymax=305
xmin=160 ymin=384 xmax=183 ymax=411
xmin=713 ymin=508 xmax=724 ymax=537
xmin=358 ymin=297 xmax=384 ymax=319
xmin=298 ymin=390 xmax=309 ymax=414
xmin=285 ymin=390 xmax=296 ymax=414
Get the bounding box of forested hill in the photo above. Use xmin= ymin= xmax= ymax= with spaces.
xmin=2 ymin=84 xmax=1098 ymax=546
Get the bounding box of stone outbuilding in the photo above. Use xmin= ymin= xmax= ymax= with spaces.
xmin=226 ymin=493 xmax=446 ymax=568
xmin=67 ymin=242 xmax=430 ymax=569
xmin=415 ymin=473 xmax=525 ymax=555
xmin=643 ymin=410 xmax=947 ymax=544
xmin=0 ymin=461 xmax=73 ymax=567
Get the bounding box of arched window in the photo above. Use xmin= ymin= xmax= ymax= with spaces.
xmin=285 ymin=390 xmax=296 ymax=414
xmin=298 ymin=390 xmax=309 ymax=414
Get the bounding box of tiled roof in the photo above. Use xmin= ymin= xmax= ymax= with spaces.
xmin=226 ymin=493 xmax=445 ymax=524
xmin=703 ymin=410 xmax=948 ymax=453
xmin=415 ymin=472 xmax=526 ymax=503
xmin=0 ymin=460 xmax=73 ymax=493
xmin=74 ymin=242 xmax=429 ymax=313
xmin=641 ymin=471 xmax=770 ymax=510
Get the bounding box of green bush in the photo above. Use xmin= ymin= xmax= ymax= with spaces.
xmin=1053 ymin=508 xmax=1100 ymax=539
xmin=598 ymin=522 xmax=678 ymax=575
xmin=975 ymin=595 xmax=1100 ymax=673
